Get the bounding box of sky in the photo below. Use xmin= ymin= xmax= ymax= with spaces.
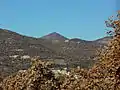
xmin=0 ymin=0 xmax=117 ymax=40
xmin=117 ymin=0 xmax=120 ymax=10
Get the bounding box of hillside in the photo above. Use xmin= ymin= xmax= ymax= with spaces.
xmin=0 ymin=29 xmax=60 ymax=77
xmin=40 ymin=33 xmax=111 ymax=68
xmin=0 ymin=28 xmax=112 ymax=77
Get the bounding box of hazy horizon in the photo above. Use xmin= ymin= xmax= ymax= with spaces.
xmin=0 ymin=0 xmax=116 ymax=40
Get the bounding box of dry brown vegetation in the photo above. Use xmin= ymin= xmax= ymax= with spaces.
xmin=0 ymin=59 xmax=61 ymax=90
xmin=0 ymin=11 xmax=120 ymax=90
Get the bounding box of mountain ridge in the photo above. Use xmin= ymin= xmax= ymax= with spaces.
xmin=0 ymin=28 xmax=113 ymax=77
xmin=41 ymin=32 xmax=68 ymax=41
xmin=0 ymin=28 xmax=111 ymax=41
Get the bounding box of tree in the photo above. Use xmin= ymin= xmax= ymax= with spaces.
xmin=105 ymin=10 xmax=120 ymax=36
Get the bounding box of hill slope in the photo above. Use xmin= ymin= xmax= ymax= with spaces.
xmin=0 ymin=28 xmax=112 ymax=77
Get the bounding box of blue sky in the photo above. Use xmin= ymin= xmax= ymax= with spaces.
xmin=117 ymin=0 xmax=120 ymax=10
xmin=0 ymin=0 xmax=116 ymax=40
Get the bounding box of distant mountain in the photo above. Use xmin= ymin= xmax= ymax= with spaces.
xmin=41 ymin=32 xmax=68 ymax=41
xmin=0 ymin=28 xmax=113 ymax=78
xmin=0 ymin=29 xmax=61 ymax=77
xmin=70 ymin=38 xmax=83 ymax=42
xmin=69 ymin=38 xmax=92 ymax=43
xmin=94 ymin=36 xmax=113 ymax=44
